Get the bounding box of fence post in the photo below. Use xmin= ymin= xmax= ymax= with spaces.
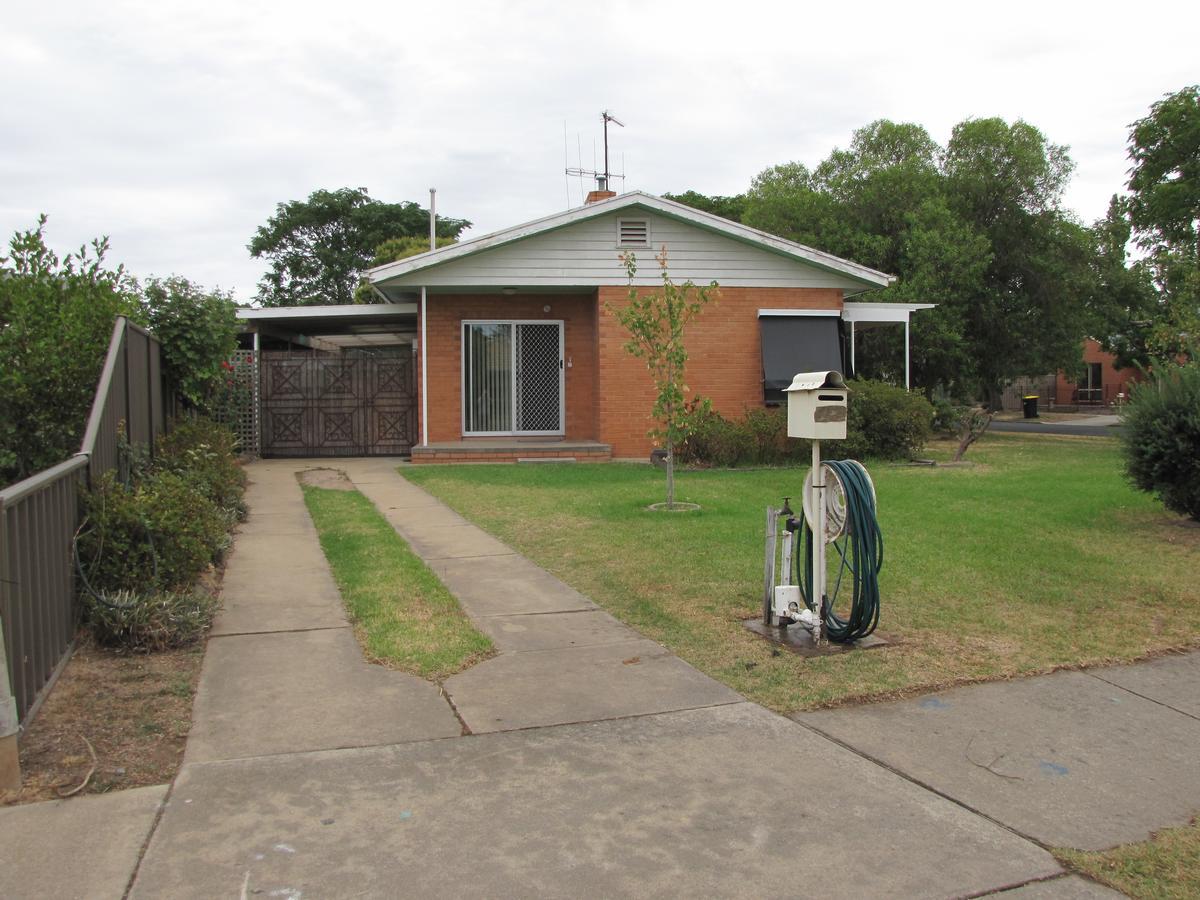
xmin=0 ymin=499 xmax=20 ymax=790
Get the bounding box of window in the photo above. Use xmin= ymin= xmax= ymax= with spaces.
xmin=617 ymin=218 xmax=650 ymax=248
xmin=759 ymin=315 xmax=843 ymax=405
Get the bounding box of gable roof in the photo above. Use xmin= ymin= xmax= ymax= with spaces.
xmin=368 ymin=190 xmax=894 ymax=290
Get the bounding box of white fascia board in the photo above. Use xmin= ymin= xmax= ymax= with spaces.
xmin=757 ymin=308 xmax=841 ymax=317
xmin=368 ymin=190 xmax=896 ymax=289
xmin=842 ymin=302 xmax=935 ymax=323
xmin=237 ymin=303 xmax=418 ymax=320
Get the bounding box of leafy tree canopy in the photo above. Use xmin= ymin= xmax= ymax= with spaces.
xmin=141 ymin=276 xmax=241 ymax=409
xmin=0 ymin=217 xmax=141 ymax=485
xmin=739 ymin=117 xmax=1098 ymax=405
xmin=662 ymin=190 xmax=746 ymax=223
xmin=1124 ymin=86 xmax=1200 ymax=362
xmin=248 ymin=187 xmax=470 ymax=307
xmin=352 ymin=235 xmax=458 ymax=302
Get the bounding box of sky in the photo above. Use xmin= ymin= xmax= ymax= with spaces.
xmin=2 ymin=0 xmax=1197 ymax=303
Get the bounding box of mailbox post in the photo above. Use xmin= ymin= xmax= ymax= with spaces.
xmin=784 ymin=371 xmax=848 ymax=644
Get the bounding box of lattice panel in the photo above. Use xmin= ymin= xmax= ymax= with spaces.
xmin=213 ymin=350 xmax=260 ymax=455
xmin=515 ymin=323 xmax=562 ymax=432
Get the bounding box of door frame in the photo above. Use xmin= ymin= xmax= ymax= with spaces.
xmin=460 ymin=319 xmax=565 ymax=437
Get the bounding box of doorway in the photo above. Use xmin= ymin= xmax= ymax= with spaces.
xmin=462 ymin=321 xmax=564 ymax=436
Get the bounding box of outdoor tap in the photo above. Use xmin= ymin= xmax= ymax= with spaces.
xmin=780 ymin=496 xmax=794 ymax=516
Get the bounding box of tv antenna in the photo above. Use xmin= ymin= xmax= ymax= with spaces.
xmin=565 ymin=110 xmax=626 ymax=198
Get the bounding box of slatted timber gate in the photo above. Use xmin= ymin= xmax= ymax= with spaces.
xmin=260 ymin=350 xmax=417 ymax=457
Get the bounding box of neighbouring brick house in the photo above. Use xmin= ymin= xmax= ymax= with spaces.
xmin=367 ymin=190 xmax=931 ymax=463
xmin=1054 ymin=338 xmax=1143 ymax=407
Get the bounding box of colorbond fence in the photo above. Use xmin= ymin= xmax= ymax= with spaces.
xmin=0 ymin=317 xmax=170 ymax=734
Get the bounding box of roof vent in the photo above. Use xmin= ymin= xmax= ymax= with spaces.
xmin=617 ymin=218 xmax=650 ymax=248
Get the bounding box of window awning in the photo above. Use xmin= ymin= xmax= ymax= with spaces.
xmin=760 ymin=315 xmax=844 ymax=403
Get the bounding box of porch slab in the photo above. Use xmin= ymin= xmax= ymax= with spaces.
xmin=411 ymin=439 xmax=611 ymax=465
xmin=796 ymin=667 xmax=1200 ymax=850
xmin=427 ymin=553 xmax=596 ymax=618
xmin=130 ymin=703 xmax=1060 ymax=899
xmin=185 ymin=629 xmax=461 ymax=763
xmin=443 ymin=638 xmax=741 ymax=733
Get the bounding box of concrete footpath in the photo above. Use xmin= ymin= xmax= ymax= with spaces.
xmin=5 ymin=458 xmax=1195 ymax=898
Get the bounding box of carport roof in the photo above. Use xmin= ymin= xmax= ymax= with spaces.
xmin=237 ymin=303 xmax=418 ymax=349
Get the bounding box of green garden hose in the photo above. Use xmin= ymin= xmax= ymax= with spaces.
xmin=797 ymin=459 xmax=883 ymax=643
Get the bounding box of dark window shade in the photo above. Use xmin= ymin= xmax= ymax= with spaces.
xmin=760 ymin=316 xmax=844 ymax=404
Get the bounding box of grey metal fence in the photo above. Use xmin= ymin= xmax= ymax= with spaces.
xmin=0 ymin=317 xmax=169 ymax=734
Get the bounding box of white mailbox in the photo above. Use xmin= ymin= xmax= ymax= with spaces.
xmin=784 ymin=370 xmax=848 ymax=440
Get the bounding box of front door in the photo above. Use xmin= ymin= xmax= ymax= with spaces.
xmin=463 ymin=321 xmax=564 ymax=436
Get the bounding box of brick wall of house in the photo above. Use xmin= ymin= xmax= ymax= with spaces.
xmin=1054 ymin=338 xmax=1143 ymax=406
xmin=596 ymin=286 xmax=844 ymax=458
xmin=421 ymin=294 xmax=598 ymax=442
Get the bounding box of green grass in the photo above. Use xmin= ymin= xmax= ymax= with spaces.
xmin=1057 ymin=820 xmax=1200 ymax=899
xmin=302 ymin=485 xmax=493 ymax=681
xmin=403 ymin=433 xmax=1200 ymax=712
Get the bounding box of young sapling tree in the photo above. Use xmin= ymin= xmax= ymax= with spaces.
xmin=612 ymin=248 xmax=717 ymax=508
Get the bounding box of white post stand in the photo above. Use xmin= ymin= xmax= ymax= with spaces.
xmin=810 ymin=440 xmax=825 ymax=646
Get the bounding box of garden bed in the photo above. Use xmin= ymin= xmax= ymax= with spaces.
xmin=0 ymin=635 xmax=204 ymax=806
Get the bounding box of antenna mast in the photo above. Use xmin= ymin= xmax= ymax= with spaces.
xmin=565 ymin=109 xmax=627 ymax=199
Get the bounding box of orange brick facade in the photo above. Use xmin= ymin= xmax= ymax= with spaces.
xmin=596 ymin=285 xmax=843 ymax=457
xmin=421 ymin=294 xmax=598 ymax=443
xmin=1054 ymin=338 xmax=1143 ymax=406
xmin=419 ymin=286 xmax=844 ymax=458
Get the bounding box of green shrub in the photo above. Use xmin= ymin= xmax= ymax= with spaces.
xmin=841 ymin=379 xmax=934 ymax=460
xmin=1120 ymin=364 xmax=1200 ymax=521
xmin=83 ymin=588 xmax=218 ymax=652
xmin=677 ymin=382 xmax=932 ymax=468
xmin=157 ymin=416 xmax=247 ymax=519
xmin=79 ymin=469 xmax=230 ymax=593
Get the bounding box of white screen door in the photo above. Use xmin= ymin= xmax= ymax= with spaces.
xmin=463 ymin=321 xmax=563 ymax=435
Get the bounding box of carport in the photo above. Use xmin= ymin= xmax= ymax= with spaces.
xmin=236 ymin=303 xmax=419 ymax=457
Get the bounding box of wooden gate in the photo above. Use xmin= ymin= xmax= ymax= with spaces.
xmin=260 ymin=350 xmax=416 ymax=457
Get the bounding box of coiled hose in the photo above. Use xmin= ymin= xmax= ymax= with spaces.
xmin=797 ymin=459 xmax=883 ymax=643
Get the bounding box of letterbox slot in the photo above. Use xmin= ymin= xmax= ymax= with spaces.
xmin=817 ymin=394 xmax=844 ymax=402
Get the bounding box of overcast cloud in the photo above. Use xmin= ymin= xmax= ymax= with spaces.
xmin=2 ymin=0 xmax=1197 ymax=301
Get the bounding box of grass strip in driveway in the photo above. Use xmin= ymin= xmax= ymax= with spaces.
xmin=302 ymin=485 xmax=493 ymax=681
xmin=402 ymin=434 xmax=1200 ymax=712
xmin=1056 ymin=820 xmax=1200 ymax=899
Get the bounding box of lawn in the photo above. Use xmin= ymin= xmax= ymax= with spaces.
xmin=302 ymin=484 xmax=493 ymax=680
xmin=1057 ymin=820 xmax=1200 ymax=899
xmin=403 ymin=433 xmax=1200 ymax=712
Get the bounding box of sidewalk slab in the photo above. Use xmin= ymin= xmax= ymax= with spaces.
xmin=993 ymin=876 xmax=1124 ymax=898
xmin=476 ymin=609 xmax=642 ymax=652
xmin=427 ymin=554 xmax=596 ymax=617
xmin=394 ymin=522 xmax=517 ymax=560
xmin=797 ymin=669 xmax=1200 ymax=850
xmin=0 ymin=785 xmax=167 ymax=900
xmin=1089 ymin=653 xmax=1200 ymax=719
xmin=186 ymin=629 xmax=461 ymax=763
xmin=131 ymin=704 xmax=1059 ymax=899
xmin=445 ymin=638 xmax=743 ymax=733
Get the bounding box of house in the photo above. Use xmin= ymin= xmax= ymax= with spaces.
xmin=1054 ymin=338 xmax=1143 ymax=407
xmin=238 ymin=190 xmax=931 ymax=462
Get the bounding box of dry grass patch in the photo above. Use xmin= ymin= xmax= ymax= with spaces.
xmin=1057 ymin=820 xmax=1200 ymax=899
xmin=1 ymin=637 xmax=203 ymax=806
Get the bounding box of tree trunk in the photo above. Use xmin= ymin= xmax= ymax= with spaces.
xmin=665 ymin=434 xmax=675 ymax=509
